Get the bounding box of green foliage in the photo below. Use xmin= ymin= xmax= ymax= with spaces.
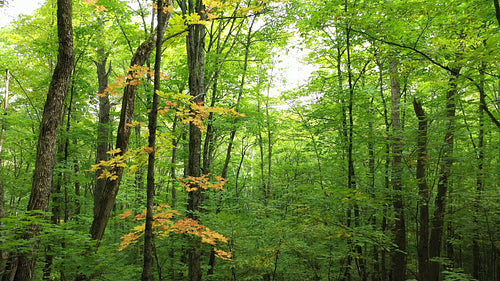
xmin=0 ymin=0 xmax=498 ymax=280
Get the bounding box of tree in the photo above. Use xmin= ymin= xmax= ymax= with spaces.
xmin=428 ymin=68 xmax=460 ymax=281
xmin=90 ymin=8 xmax=171 ymax=243
xmin=6 ymin=0 xmax=74 ymax=279
xmin=413 ymin=98 xmax=430 ymax=281
xmin=177 ymin=0 xmax=207 ymax=278
xmin=390 ymin=58 xmax=407 ymax=281
xmin=142 ymin=0 xmax=170 ymax=279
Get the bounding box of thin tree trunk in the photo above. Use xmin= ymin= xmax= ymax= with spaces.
xmin=413 ymin=98 xmax=430 ymax=281
xmin=371 ymin=58 xmax=386 ymax=281
xmin=169 ymin=115 xmax=179 ymax=207
xmin=257 ymin=98 xmax=267 ymax=203
xmin=368 ymin=92 xmax=378 ymax=281
xmin=378 ymin=58 xmax=390 ymax=281
xmin=0 ymin=69 xmax=9 ymax=275
xmin=10 ymin=0 xmax=74 ymax=279
xmin=221 ymin=15 xmax=254 ymax=180
xmin=472 ymin=67 xmax=486 ymax=281
xmin=344 ymin=22 xmax=366 ymax=281
xmin=72 ymin=140 xmax=82 ymax=215
xmin=0 ymin=69 xmax=9 ymax=215
xmin=207 ymin=16 xmax=257 ymax=275
xmin=390 ymin=59 xmax=407 ymax=281
xmin=265 ymin=93 xmax=272 ymax=201
xmin=235 ymin=140 xmax=250 ymax=198
xmin=142 ymin=1 xmax=168 ymax=279
xmin=428 ymin=69 xmax=460 ymax=281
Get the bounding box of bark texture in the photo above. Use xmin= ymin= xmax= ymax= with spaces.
xmin=10 ymin=0 xmax=74 ymax=279
xmin=93 ymin=49 xmax=111 ymax=216
xmin=178 ymin=0 xmax=207 ymax=279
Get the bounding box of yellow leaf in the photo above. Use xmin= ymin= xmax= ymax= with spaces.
xmin=164 ymin=5 xmax=174 ymax=13
xmin=119 ymin=210 xmax=133 ymax=219
xmin=107 ymin=148 xmax=122 ymax=155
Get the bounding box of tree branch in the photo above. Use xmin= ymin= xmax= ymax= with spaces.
xmin=351 ymin=28 xmax=462 ymax=77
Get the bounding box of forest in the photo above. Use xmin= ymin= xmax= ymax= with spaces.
xmin=0 ymin=0 xmax=499 ymax=280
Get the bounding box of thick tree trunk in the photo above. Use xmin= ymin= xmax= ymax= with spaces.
xmin=428 ymin=69 xmax=460 ymax=281
xmin=93 ymin=49 xmax=111 ymax=216
xmin=390 ymin=59 xmax=407 ymax=281
xmin=43 ymin=114 xmax=67 ymax=280
xmin=413 ymin=98 xmax=430 ymax=281
xmin=9 ymin=0 xmax=74 ymax=279
xmin=178 ymin=0 xmax=207 ymax=279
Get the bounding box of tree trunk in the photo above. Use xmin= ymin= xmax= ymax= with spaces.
xmin=344 ymin=23 xmax=366 ymax=281
xmin=0 ymin=69 xmax=10 ymax=277
xmin=494 ymin=0 xmax=500 ymax=27
xmin=169 ymin=115 xmax=179 ymax=207
xmin=178 ymin=0 xmax=207 ymax=280
xmin=43 ymin=109 xmax=67 ymax=280
xmin=265 ymin=93 xmax=273 ymax=201
xmin=93 ymin=48 xmax=112 ymax=218
xmin=428 ymin=69 xmax=460 ymax=281
xmin=377 ymin=56 xmax=391 ymax=281
xmin=390 ymin=59 xmax=407 ymax=281
xmin=142 ymin=1 xmax=169 ymax=279
xmin=0 ymin=69 xmax=9 ymax=219
xmin=472 ymin=67 xmax=486 ymax=281
xmin=257 ymin=98 xmax=267 ymax=203
xmin=207 ymin=16 xmax=257 ymax=275
xmin=90 ymin=18 xmax=169 ymax=243
xmin=413 ymin=98 xmax=430 ymax=281
xmin=10 ymin=0 xmax=74 ymax=279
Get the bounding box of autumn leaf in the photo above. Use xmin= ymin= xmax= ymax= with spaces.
xmin=215 ymin=248 xmax=232 ymax=260
xmin=97 ymin=169 xmax=112 ymax=179
xmin=126 ymin=121 xmax=144 ymax=127
xmin=142 ymin=147 xmax=155 ymax=154
xmin=117 ymin=205 xmax=231 ymax=260
xmin=84 ymin=0 xmax=108 ymax=12
xmin=119 ymin=210 xmax=133 ymax=219
xmin=164 ymin=5 xmax=174 ymax=14
xmin=106 ymin=148 xmax=122 ymax=155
